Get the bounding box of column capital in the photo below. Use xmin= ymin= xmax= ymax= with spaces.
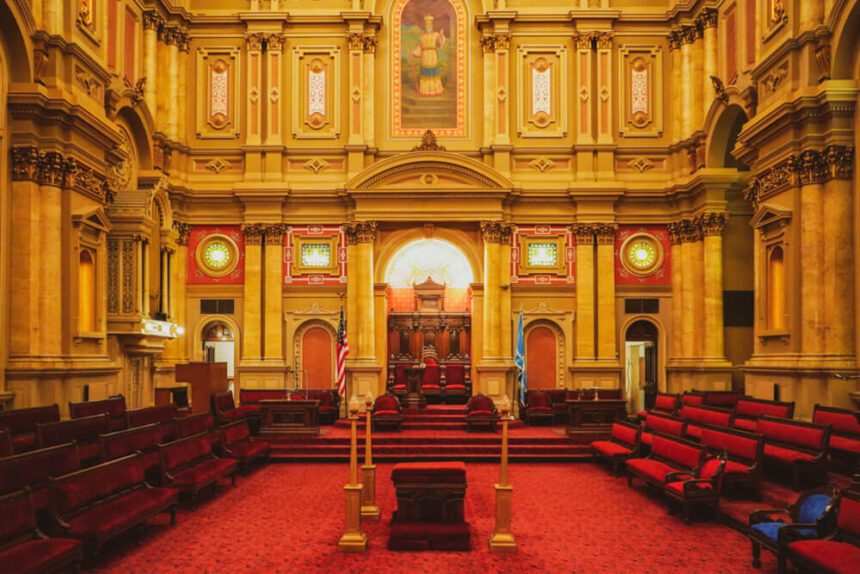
xmin=668 ymin=30 xmax=683 ymax=51
xmin=267 ymin=33 xmax=285 ymax=51
xmin=667 ymin=221 xmax=684 ymax=245
xmin=173 ymin=221 xmax=192 ymax=246
xmin=245 ymin=33 xmax=266 ymax=51
xmin=11 ymin=146 xmax=41 ymax=181
xmin=697 ymin=212 xmax=729 ymax=236
xmin=242 ymin=223 xmax=266 ymax=245
xmin=594 ymin=223 xmax=617 ymax=245
xmin=162 ymin=26 xmax=181 ymax=46
xmin=344 ymin=221 xmax=378 ymax=245
xmin=574 ymin=32 xmax=595 ymax=50
xmin=142 ymin=11 xmax=163 ymax=32
xmin=698 ymin=7 xmax=719 ymax=29
xmin=595 ymin=31 xmax=613 ymax=50
xmin=480 ymin=221 xmax=514 ymax=244
xmin=38 ymin=151 xmax=66 ymax=187
xmin=680 ymin=219 xmax=703 ymax=242
xmin=347 ymin=33 xmax=377 ymax=54
xmin=263 ymin=223 xmax=288 ymax=243
xmin=572 ymin=224 xmax=595 ymax=244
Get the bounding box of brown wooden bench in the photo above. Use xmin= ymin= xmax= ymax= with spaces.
xmin=36 ymin=414 xmax=110 ymax=466
xmin=757 ymin=416 xmax=829 ymax=490
xmin=0 ymin=405 xmax=60 ymax=453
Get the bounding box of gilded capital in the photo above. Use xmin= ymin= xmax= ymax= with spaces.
xmin=245 ymin=33 xmax=266 ymax=51
xmin=594 ymin=223 xmax=617 ymax=245
xmin=595 ymin=31 xmax=613 ymax=50
xmin=480 ymin=221 xmax=514 ymax=244
xmin=680 ymin=219 xmax=703 ymax=243
xmin=697 ymin=213 xmax=728 ymax=237
xmin=571 ymin=224 xmax=595 ymax=244
xmin=263 ymin=223 xmax=288 ymax=243
xmin=344 ymin=221 xmax=379 ymax=245
xmin=667 ymin=30 xmax=682 ymax=51
xmin=698 ymin=8 xmax=718 ymax=29
xmin=11 ymin=146 xmax=41 ymax=181
xmin=348 ymin=33 xmax=365 ymax=51
xmin=574 ymin=32 xmax=595 ymax=50
xmin=38 ymin=151 xmax=66 ymax=187
xmin=173 ymin=221 xmax=192 ymax=246
xmin=267 ymin=34 xmax=285 ymax=51
xmin=242 ymin=223 xmax=266 ymax=245
xmin=142 ymin=11 xmax=162 ymax=32
xmin=667 ymin=222 xmax=684 ymax=245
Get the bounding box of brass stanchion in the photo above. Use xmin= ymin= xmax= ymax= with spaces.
xmin=361 ymin=391 xmax=380 ymax=519
xmin=489 ymin=395 xmax=517 ymax=552
xmin=338 ymin=395 xmax=368 ymax=552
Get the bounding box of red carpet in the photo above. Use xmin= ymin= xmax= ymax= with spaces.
xmin=96 ymin=462 xmax=769 ymax=573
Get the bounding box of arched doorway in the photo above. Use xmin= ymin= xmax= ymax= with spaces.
xmin=299 ymin=324 xmax=335 ymax=390
xmin=526 ymin=324 xmax=558 ymax=389
xmin=203 ymin=321 xmax=236 ymax=393
xmin=624 ymin=320 xmax=659 ymax=414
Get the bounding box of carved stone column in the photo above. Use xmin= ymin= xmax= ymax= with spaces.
xmin=177 ymin=31 xmax=189 ymax=145
xmin=362 ymin=34 xmax=377 ymax=148
xmin=595 ymin=224 xmax=617 ymax=361
xmin=679 ymin=220 xmax=699 ymax=359
xmin=669 ymin=32 xmax=682 ymax=144
xmin=701 ymin=9 xmax=718 ymax=122
xmin=245 ymin=33 xmax=264 ymax=149
xmin=169 ymin=222 xmax=191 ymax=362
xmin=573 ymin=224 xmax=596 ymax=361
xmin=242 ymin=224 xmax=264 ymax=362
xmin=680 ymin=27 xmax=694 ymax=139
xmin=346 ymin=30 xmax=366 ymax=176
xmin=265 ymin=34 xmax=284 ymax=148
xmin=263 ymin=225 xmax=285 ymax=362
xmin=492 ymin=32 xmax=512 ymax=171
xmin=692 ymin=23 xmax=705 ymax=131
xmin=164 ymin=27 xmax=181 ymax=142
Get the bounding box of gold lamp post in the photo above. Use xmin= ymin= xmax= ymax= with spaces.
xmin=338 ymin=394 xmax=368 ymax=552
xmin=360 ymin=391 xmax=380 ymax=519
xmin=489 ymin=394 xmax=517 ymax=552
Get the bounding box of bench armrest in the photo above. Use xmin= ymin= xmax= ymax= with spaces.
xmin=749 ymin=508 xmax=789 ymax=525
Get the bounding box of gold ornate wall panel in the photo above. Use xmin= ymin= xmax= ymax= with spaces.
xmin=515 ymin=45 xmax=568 ymax=138
xmin=196 ymin=47 xmax=241 ymax=139
xmin=291 ymin=46 xmax=343 ymax=140
xmin=618 ymin=45 xmax=663 ymax=137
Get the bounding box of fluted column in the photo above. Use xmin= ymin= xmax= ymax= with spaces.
xmin=595 ymin=224 xmax=617 ymax=360
xmin=573 ymin=225 xmax=596 ymax=360
xmin=346 ymin=30 xmax=366 ymax=176
xmin=499 ymin=233 xmax=513 ymax=358
xmin=345 ymin=222 xmax=378 ymax=360
xmin=700 ymin=213 xmax=727 ymax=359
xmin=242 ymin=225 xmax=264 ymax=362
xmin=668 ymin=224 xmax=683 ymax=359
xmin=263 ymin=226 xmax=285 ymax=361
xmin=142 ymin=12 xmax=160 ymax=120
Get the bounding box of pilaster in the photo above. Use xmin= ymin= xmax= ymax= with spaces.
xmin=241 ymin=224 xmax=264 ymax=363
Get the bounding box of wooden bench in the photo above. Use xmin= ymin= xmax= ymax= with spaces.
xmin=159 ymin=434 xmax=238 ymax=503
xmin=640 ymin=412 xmax=687 ymax=449
xmin=99 ymin=423 xmax=168 ymax=484
xmin=636 ymin=392 xmax=679 ymax=420
xmin=812 ymin=404 xmax=860 ymax=471
xmin=173 ymin=413 xmax=220 ymax=450
xmin=787 ymin=490 xmax=860 ymax=574
xmin=48 ymin=453 xmax=178 ymax=558
xmin=0 ymin=405 xmax=60 ymax=453
xmin=591 ymin=420 xmax=641 ymax=476
xmin=126 ymin=404 xmax=178 ymax=442
xmin=0 ymin=429 xmax=11 ymax=457
xmin=0 ymin=443 xmax=81 ymax=526
xmin=36 ymin=414 xmax=110 ymax=466
xmin=733 ymin=397 xmax=795 ymax=432
xmin=678 ymin=404 xmax=733 ymax=441
xmin=220 ymin=420 xmax=269 ymax=472
xmin=625 ymin=433 xmax=706 ymax=491
xmin=699 ymin=425 xmax=764 ymax=499
xmin=69 ymin=396 xmax=127 ymax=432
xmin=757 ymin=416 xmax=829 ymax=490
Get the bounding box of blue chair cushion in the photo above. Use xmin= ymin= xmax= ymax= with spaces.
xmin=798 ymin=494 xmax=832 ymax=524
xmin=751 ymin=522 xmax=816 ymax=542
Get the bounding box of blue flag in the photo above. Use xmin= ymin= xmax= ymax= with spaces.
xmin=515 ymin=311 xmax=527 ymax=405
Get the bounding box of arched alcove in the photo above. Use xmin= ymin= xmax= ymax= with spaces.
xmin=707 ymin=104 xmax=749 ymax=169
xmin=295 ymin=320 xmax=336 ymax=390
xmin=525 ymin=322 xmax=561 ymax=389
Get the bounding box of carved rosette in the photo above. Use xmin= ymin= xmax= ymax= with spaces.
xmin=480 ymin=221 xmax=514 ymax=244
xmin=263 ymin=223 xmax=288 ymax=244
xmin=242 ymin=224 xmax=266 ymax=246
xmin=344 ymin=221 xmax=379 ymax=245
xmin=173 ymin=221 xmax=192 ymax=246
xmin=697 ymin=213 xmax=728 ymax=237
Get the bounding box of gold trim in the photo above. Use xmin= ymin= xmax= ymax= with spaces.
xmin=291 ymin=235 xmax=340 ymax=277
xmin=518 ymin=234 xmax=567 ymax=276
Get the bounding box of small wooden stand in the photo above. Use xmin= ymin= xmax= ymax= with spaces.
xmin=403 ymin=367 xmax=426 ymax=409
xmin=258 ymin=399 xmax=320 ymax=436
xmin=338 ymin=403 xmax=367 ymax=552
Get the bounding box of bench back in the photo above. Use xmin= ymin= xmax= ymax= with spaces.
xmin=836 ymin=492 xmax=860 ymax=544
xmin=212 ymin=391 xmax=236 ymax=413
xmin=813 ymin=404 xmax=860 ymax=438
xmin=0 ymin=405 xmax=60 ymax=436
xmin=174 ymin=413 xmax=214 ymax=439
xmin=679 ymin=404 xmax=733 ymax=428
xmin=69 ymin=396 xmax=126 ymax=421
xmin=700 ymin=425 xmax=763 ymax=465
xmin=735 ymin=397 xmax=795 ymax=420
xmin=467 ymin=394 xmax=496 ymax=414
xmin=757 ymin=416 xmax=829 ymax=452
xmin=702 ymin=391 xmax=747 ymax=408
xmin=652 ymin=392 xmax=680 ymax=414
xmin=0 ymin=430 xmax=11 ymax=457
xmin=0 ymin=443 xmax=81 ymax=497
xmin=374 ymin=393 xmax=402 ymax=413
xmin=651 ymin=434 xmax=705 ymax=470
xmin=0 ymin=490 xmax=38 ymax=549
xmin=49 ymin=453 xmax=145 ymax=518
xmin=240 ymin=389 xmax=288 ymax=404
xmin=99 ymin=423 xmax=164 ymax=461
xmin=610 ymin=421 xmax=640 ymax=448
xmin=644 ymin=412 xmax=686 ymax=437
xmin=160 ymin=435 xmax=212 ymax=474
xmin=36 ymin=414 xmax=110 ymax=448
xmin=681 ymin=391 xmax=706 ymax=406
xmin=525 ymin=390 xmax=553 ymax=409
xmin=221 ymin=420 xmax=251 ymax=448
xmin=126 ymin=404 xmax=177 ymax=429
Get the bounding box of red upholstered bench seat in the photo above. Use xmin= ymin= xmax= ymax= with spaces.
xmin=626 ymin=434 xmax=705 ymax=489
xmin=733 ymin=398 xmax=795 ymax=431
xmin=0 ymin=405 xmax=60 ymax=454
xmin=627 ymin=458 xmax=676 ymax=483
xmin=789 ymin=540 xmax=860 ymax=574
xmin=170 ymin=458 xmax=237 ymax=490
xmin=699 ymin=426 xmax=763 ymax=497
xmin=757 ymin=416 xmax=829 ymax=489
xmin=679 ymin=405 xmax=732 ymax=440
xmin=0 ymin=443 xmax=81 ymax=520
xmin=592 ymin=421 xmax=641 ymax=475
xmin=392 ymin=461 xmax=466 ymax=483
xmin=469 ymin=410 xmax=494 ymax=417
xmin=637 ymin=393 xmax=679 ymax=419
xmin=641 ymin=413 xmax=686 ymax=447
xmin=764 ymin=444 xmax=816 ymax=462
xmin=66 ymin=487 xmax=177 ymax=539
xmin=69 ymin=396 xmax=127 ymax=432
xmin=831 ymin=435 xmax=860 ymax=453
xmin=374 ymin=410 xmax=400 ymax=416
xmin=160 ymin=434 xmax=237 ymax=500
xmin=733 ymin=417 xmax=757 ymax=431
xmin=392 ymin=384 xmax=406 ymax=390
xmin=126 ymin=404 xmax=178 ymax=429
xmin=36 ymin=414 xmax=110 ymax=466
xmin=221 ymin=420 xmax=269 ymax=470
xmin=593 ymin=441 xmax=634 ymax=457
xmin=445 ymin=384 xmax=466 ymax=390
xmin=421 ymin=385 xmax=441 ymax=390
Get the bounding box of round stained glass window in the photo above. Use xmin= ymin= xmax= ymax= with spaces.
xmin=621 ymin=234 xmax=663 ymax=277
xmin=196 ymin=234 xmax=239 ymax=277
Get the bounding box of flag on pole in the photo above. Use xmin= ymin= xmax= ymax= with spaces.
xmin=515 ymin=311 xmax=527 ymax=406
xmin=336 ymin=307 xmax=350 ymax=397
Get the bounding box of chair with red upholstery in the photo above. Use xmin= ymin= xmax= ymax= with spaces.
xmin=99 ymin=423 xmax=167 ymax=485
xmin=662 ymin=454 xmax=727 ymax=524
xmin=521 ymin=390 xmax=555 ymax=426
xmin=0 ymin=405 xmax=60 ymax=453
xmin=0 ymin=443 xmax=81 ymax=527
xmin=159 ymin=434 xmax=238 ymax=504
xmin=544 ymin=389 xmax=573 ymax=423
xmin=637 ymin=392 xmax=680 ymax=420
xmin=465 ymin=394 xmax=499 ymax=432
xmin=36 ymin=414 xmax=110 ymax=467
xmin=421 ymin=358 xmax=442 ymax=401
xmin=315 ymin=390 xmax=341 ymax=424
xmin=220 ymin=420 xmax=269 ymax=472
xmin=591 ymin=420 xmax=641 ymax=475
xmin=700 ymin=425 xmax=764 ymax=500
xmin=442 ymin=364 xmax=469 ymax=404
xmin=69 ymin=396 xmax=127 ymax=432
xmin=0 ymin=489 xmax=82 ymax=574
xmin=390 ymin=364 xmax=409 ymax=395
xmin=757 ymin=416 xmax=830 ymax=490
xmin=813 ymin=404 xmax=860 ymax=471
xmin=678 ymin=404 xmax=733 ymax=441
xmin=733 ymin=397 xmax=795 ymax=432
xmin=640 ymin=412 xmax=687 ymax=450
xmin=0 ymin=429 xmax=12 ymax=458
xmin=372 ymin=393 xmax=404 ymax=432
xmin=625 ymin=433 xmax=706 ymax=491
xmin=49 ymin=453 xmax=179 ymax=559
xmin=787 ymin=490 xmax=860 ymax=574
xmin=747 ymin=486 xmax=837 ymax=573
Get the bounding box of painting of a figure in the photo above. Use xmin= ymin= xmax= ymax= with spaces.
xmin=393 ymin=0 xmax=466 ymax=137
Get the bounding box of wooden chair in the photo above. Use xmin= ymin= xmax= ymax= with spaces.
xmin=372 ymin=393 xmax=404 ymax=432
xmin=465 ymin=394 xmax=499 ymax=432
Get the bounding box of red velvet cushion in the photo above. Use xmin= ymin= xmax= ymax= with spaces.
xmin=0 ymin=405 xmax=60 ymax=435
xmin=837 ymin=496 xmax=860 ymax=536
xmin=611 ymin=423 xmax=638 ymax=447
xmin=67 ymin=487 xmax=177 ymax=538
xmin=814 ymin=409 xmax=860 ymax=435
xmin=724 ymin=460 xmax=753 ymax=475
xmin=78 ymin=443 xmax=101 ymax=464
xmin=237 ymin=405 xmax=261 ymax=416
xmin=445 ymin=365 xmax=465 ymax=387
xmin=700 ymin=428 xmax=760 ymax=462
xmin=681 ymin=406 xmax=732 ymax=428
xmin=626 ymin=458 xmax=674 ymax=482
xmin=445 ymin=385 xmax=466 ymax=390
xmin=788 ymin=540 xmax=860 ymax=574
xmin=391 ymin=461 xmax=466 ymax=483
xmin=733 ymin=418 xmax=757 ymax=431
xmin=422 ymin=365 xmax=441 ymax=386
xmin=641 ymin=431 xmax=653 ymax=446
xmin=654 ymin=394 xmax=677 ymax=412
xmin=101 ymin=425 xmax=163 ymax=461
xmin=468 ymin=410 xmax=496 ymax=417
xmin=422 ymin=385 xmax=441 ymax=390
xmin=228 ymin=441 xmax=268 ymax=461
xmin=0 ymin=538 xmax=82 ymax=574
xmin=682 ymin=394 xmax=705 ymax=406
xmin=528 ymin=406 xmax=552 ymax=413
xmin=12 ymin=433 xmax=37 ymax=452
xmin=219 ymin=409 xmax=246 ymax=421
xmin=757 ymin=419 xmax=825 ymax=451
xmin=38 ymin=415 xmax=110 ymax=449
xmin=171 ymin=458 xmax=237 ymax=489
xmin=215 ymin=393 xmax=236 ymax=412
xmin=175 ymin=414 xmax=214 ymax=438
xmin=645 ymin=414 xmax=684 ymax=437
xmin=763 ymin=444 xmax=815 ymax=462
xmin=127 ymin=405 xmax=177 ymax=428
xmin=468 ymin=396 xmax=495 ymax=413
xmin=700 ymin=458 xmax=722 ymax=479
xmin=392 ymin=385 xmax=406 ymax=390
xmin=737 ymin=400 xmax=791 ymax=418
xmin=162 ymin=437 xmax=211 ymax=473
xmin=222 ymin=422 xmax=251 ymax=448
xmin=665 ymin=480 xmax=714 ymax=495
xmin=375 ymin=396 xmax=400 ymax=412
xmin=686 ymin=424 xmax=703 ymax=439
xmin=831 ymin=435 xmax=860 ymax=454
xmin=592 ymin=440 xmax=632 ymax=457
xmin=53 ymin=457 xmax=147 ymax=516
xmin=636 ymin=410 xmax=648 ymax=419
xmin=374 ymin=410 xmax=401 ymax=417
xmin=652 ymin=436 xmax=702 ymax=469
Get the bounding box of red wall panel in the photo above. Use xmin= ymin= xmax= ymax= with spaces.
xmin=615 ymin=225 xmax=672 ymax=286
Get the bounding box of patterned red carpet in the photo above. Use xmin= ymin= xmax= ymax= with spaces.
xmin=99 ymin=462 xmax=774 ymax=573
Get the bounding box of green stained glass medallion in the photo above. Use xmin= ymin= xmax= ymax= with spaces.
xmin=527 ymin=242 xmax=558 ymax=267
xmin=626 ymin=240 xmax=657 ymax=270
xmin=301 ymin=243 xmax=331 ymax=268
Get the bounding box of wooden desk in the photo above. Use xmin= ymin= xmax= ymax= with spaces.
xmin=259 ymin=400 xmax=320 ymax=436
xmin=565 ymin=399 xmax=628 ymax=441
xmin=403 ymin=367 xmax=427 ymax=409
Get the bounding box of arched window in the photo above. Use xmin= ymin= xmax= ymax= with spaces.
xmin=78 ymin=250 xmax=97 ymax=332
xmin=767 ymin=246 xmax=785 ymax=331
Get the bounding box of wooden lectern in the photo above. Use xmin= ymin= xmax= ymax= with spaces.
xmin=174 ymin=362 xmax=229 ymax=414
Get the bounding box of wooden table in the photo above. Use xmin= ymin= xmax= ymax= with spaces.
xmin=259 ymin=399 xmax=320 ymax=436
xmin=402 ymin=367 xmax=427 ymax=409
xmin=565 ymin=399 xmax=628 ymax=441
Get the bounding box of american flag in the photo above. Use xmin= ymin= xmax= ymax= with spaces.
xmin=336 ymin=307 xmax=349 ymax=397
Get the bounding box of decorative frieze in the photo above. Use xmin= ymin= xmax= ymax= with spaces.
xmin=344 ymin=221 xmax=379 ymax=245
xmin=744 ymin=146 xmax=855 ymax=207
xmin=11 ymin=147 xmax=108 ymax=203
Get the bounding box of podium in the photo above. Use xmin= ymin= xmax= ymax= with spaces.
xmin=174 ymin=362 xmax=229 ymax=414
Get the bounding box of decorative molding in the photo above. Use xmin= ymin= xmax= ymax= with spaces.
xmin=594 ymin=223 xmax=617 ymax=245
xmin=303 ymin=158 xmax=330 ymax=174
xmin=291 ymin=45 xmax=342 ymax=140
xmin=173 ymin=222 xmax=192 ymax=246
xmin=627 ymin=157 xmax=654 ymax=173
xmin=529 ymin=158 xmax=556 ymax=173
xmin=710 ymin=75 xmax=728 ymax=104
xmin=480 ymin=221 xmax=515 ymax=244
xmin=263 ymin=224 xmax=288 ymax=244
xmin=343 ymin=221 xmax=378 ymax=245
xmin=11 ymin=147 xmax=108 ymax=203
xmin=744 ymin=146 xmax=855 ymax=207
xmin=572 ymin=224 xmax=596 ymax=244
xmin=412 ymin=130 xmax=447 ymax=152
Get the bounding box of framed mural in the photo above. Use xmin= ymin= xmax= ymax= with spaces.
xmin=392 ymin=0 xmax=467 ymax=138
